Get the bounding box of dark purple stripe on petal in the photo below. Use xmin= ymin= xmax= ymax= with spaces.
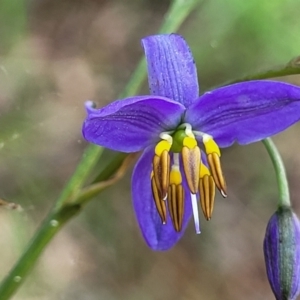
xmin=82 ymin=96 xmax=185 ymax=152
xmin=132 ymin=148 xmax=192 ymax=251
xmin=142 ymin=34 xmax=199 ymax=108
xmin=185 ymin=80 xmax=300 ymax=147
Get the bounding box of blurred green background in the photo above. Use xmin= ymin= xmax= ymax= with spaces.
xmin=1 ymin=0 xmax=300 ymax=299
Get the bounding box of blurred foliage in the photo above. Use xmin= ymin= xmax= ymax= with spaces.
xmin=0 ymin=0 xmax=27 ymax=54
xmin=1 ymin=0 xmax=300 ymax=299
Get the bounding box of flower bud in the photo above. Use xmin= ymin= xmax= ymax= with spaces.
xmin=264 ymin=206 xmax=300 ymax=300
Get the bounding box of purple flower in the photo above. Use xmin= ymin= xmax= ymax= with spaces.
xmin=264 ymin=207 xmax=300 ymax=300
xmin=82 ymin=34 xmax=300 ymax=250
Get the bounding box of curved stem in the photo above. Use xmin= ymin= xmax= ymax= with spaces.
xmin=0 ymin=1 xmax=203 ymax=299
xmin=262 ymin=138 xmax=291 ymax=207
xmin=215 ymin=56 xmax=300 ymax=88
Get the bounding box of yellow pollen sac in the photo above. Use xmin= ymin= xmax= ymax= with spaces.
xmin=199 ymin=163 xmax=211 ymax=178
xmin=199 ymin=175 xmax=216 ymax=221
xmin=203 ymin=135 xmax=221 ymax=156
xmin=151 ymin=175 xmax=167 ymax=224
xmin=183 ymin=136 xmax=197 ymax=149
xmin=152 ymin=150 xmax=170 ymax=199
xmin=155 ymin=140 xmax=171 ymax=156
xmin=182 ymin=144 xmax=201 ymax=194
xmin=168 ymin=184 xmax=184 ymax=232
xmin=207 ymin=153 xmax=227 ymax=198
xmin=199 ymin=162 xmax=216 ymax=220
xmin=181 ymin=135 xmax=200 ymax=194
xmin=170 ymin=167 xmax=182 ymax=185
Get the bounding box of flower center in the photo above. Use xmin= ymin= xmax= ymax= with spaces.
xmin=150 ymin=123 xmax=227 ymax=233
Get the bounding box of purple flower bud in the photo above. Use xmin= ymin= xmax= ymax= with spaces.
xmin=264 ymin=206 xmax=300 ymax=300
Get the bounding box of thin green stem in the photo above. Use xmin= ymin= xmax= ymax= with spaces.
xmin=55 ymin=144 xmax=103 ymax=209
xmin=0 ymin=204 xmax=81 ymax=300
xmin=92 ymin=152 xmax=128 ymax=183
xmin=216 ymin=56 xmax=300 ymax=88
xmin=0 ymin=1 xmax=203 ymax=299
xmin=262 ymin=138 xmax=291 ymax=207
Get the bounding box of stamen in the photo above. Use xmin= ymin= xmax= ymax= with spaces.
xmin=202 ymin=134 xmax=227 ymax=197
xmin=178 ymin=123 xmax=195 ymax=138
xmin=168 ymin=157 xmax=184 ymax=232
xmin=192 ymin=131 xmax=205 ymax=138
xmin=203 ymin=134 xmax=220 ymax=156
xmin=153 ymin=138 xmax=172 ymax=199
xmin=191 ymin=193 xmax=201 ymax=234
xmin=151 ymin=174 xmax=167 ymax=224
xmin=167 ymin=184 xmax=184 ymax=232
xmin=161 ymin=150 xmax=170 ymax=195
xmin=199 ymin=173 xmax=216 ymax=220
xmin=182 ymin=136 xmax=200 ymax=194
xmin=159 ymin=132 xmax=173 ymax=144
xmin=169 ymin=165 xmax=181 ymax=185
xmin=207 ymin=153 xmax=227 ymax=197
xmin=155 ymin=139 xmax=171 ymax=156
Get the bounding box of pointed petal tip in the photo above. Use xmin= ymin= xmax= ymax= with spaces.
xmin=85 ymin=100 xmax=96 ymax=113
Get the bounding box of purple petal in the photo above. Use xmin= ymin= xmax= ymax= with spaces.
xmin=132 ymin=147 xmax=192 ymax=251
xmin=185 ymin=80 xmax=300 ymax=147
xmin=142 ymin=34 xmax=199 ymax=108
xmin=82 ymin=96 xmax=185 ymax=152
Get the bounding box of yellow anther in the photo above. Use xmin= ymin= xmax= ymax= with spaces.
xmin=199 ymin=175 xmax=216 ymax=221
xmin=151 ymin=176 xmax=167 ymax=224
xmin=183 ymin=136 xmax=197 ymax=149
xmin=199 ymin=163 xmax=211 ymax=178
xmin=182 ymin=144 xmax=200 ymax=194
xmin=155 ymin=140 xmax=172 ymax=156
xmin=170 ymin=167 xmax=182 ymax=185
xmin=152 ymin=150 xmax=170 ymax=199
xmin=207 ymin=152 xmax=227 ymax=198
xmin=167 ymin=184 xmax=184 ymax=232
xmin=203 ymin=134 xmax=221 ymax=156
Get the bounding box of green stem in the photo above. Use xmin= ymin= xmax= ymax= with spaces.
xmin=217 ymin=56 xmax=300 ymax=87
xmin=0 ymin=204 xmax=81 ymax=300
xmin=55 ymin=144 xmax=103 ymax=209
xmin=0 ymin=1 xmax=203 ymax=299
xmin=262 ymin=138 xmax=291 ymax=207
xmin=92 ymin=152 xmax=128 ymax=183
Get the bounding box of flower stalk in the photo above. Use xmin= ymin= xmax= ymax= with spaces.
xmin=262 ymin=138 xmax=291 ymax=207
xmin=218 ymin=56 xmax=300 ymax=88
